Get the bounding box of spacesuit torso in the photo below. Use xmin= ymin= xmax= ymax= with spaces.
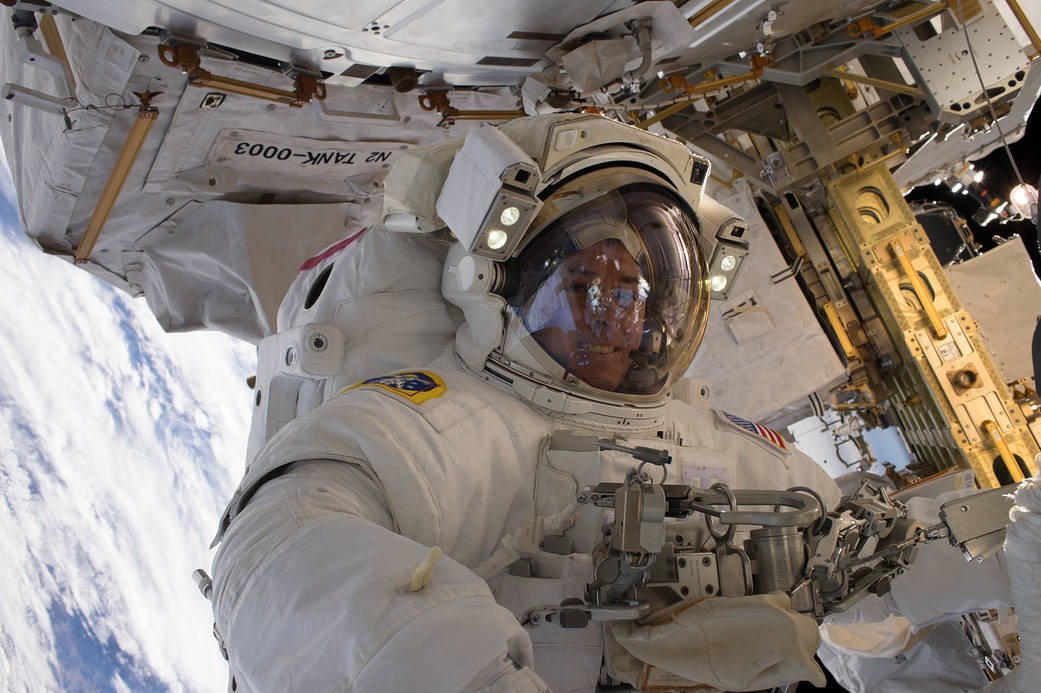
xmin=214 ymin=350 xmax=839 ymax=692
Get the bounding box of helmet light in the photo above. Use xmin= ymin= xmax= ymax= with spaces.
xmin=436 ymin=127 xmax=542 ymax=261
xmin=707 ymin=221 xmax=749 ymax=300
xmin=486 ymin=229 xmax=509 ymax=250
xmin=500 ymin=206 xmax=521 ymax=227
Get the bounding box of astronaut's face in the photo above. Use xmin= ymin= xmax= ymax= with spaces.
xmin=529 ymin=239 xmax=648 ymax=390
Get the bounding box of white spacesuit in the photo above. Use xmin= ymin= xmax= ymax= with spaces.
xmin=208 ymin=114 xmax=1039 ymax=693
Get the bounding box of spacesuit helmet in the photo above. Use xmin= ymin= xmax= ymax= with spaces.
xmin=498 ymin=166 xmax=708 ymax=398
xmin=396 ymin=114 xmax=715 ymax=411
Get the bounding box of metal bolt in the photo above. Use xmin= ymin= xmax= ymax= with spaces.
xmin=285 ymin=346 xmax=297 ymax=366
xmin=705 ymin=584 xmax=715 ymax=594
xmin=680 ymin=586 xmax=689 ymax=596
xmin=678 ymin=558 xmax=687 ymax=568
xmin=311 ymin=334 xmax=328 ymax=351
xmin=323 ymin=49 xmax=339 ymax=59
xmin=702 ymin=556 xmax=712 ymax=567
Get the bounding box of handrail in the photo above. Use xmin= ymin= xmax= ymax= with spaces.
xmin=890 ymin=240 xmax=948 ymax=339
xmin=157 ymin=43 xmax=325 ymax=107
xmin=74 ymin=94 xmax=158 ymax=263
xmin=822 ymin=302 xmax=859 ymax=359
xmin=848 ymin=1 xmax=955 ymax=40
xmin=982 ymin=420 xmax=1024 ymax=483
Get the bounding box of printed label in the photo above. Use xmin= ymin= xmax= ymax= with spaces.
xmin=206 ymin=129 xmax=408 ymax=177
xmin=937 ymin=341 xmax=961 ymax=362
xmin=681 ymin=465 xmax=729 ymax=489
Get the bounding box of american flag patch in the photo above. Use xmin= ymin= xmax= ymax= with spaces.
xmin=718 ymin=410 xmax=788 ymax=451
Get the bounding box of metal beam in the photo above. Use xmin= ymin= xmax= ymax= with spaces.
xmin=822 ymin=68 xmax=923 ymax=97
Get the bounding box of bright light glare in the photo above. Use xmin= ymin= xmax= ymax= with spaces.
xmin=487 ymin=229 xmax=509 ymax=250
xmin=973 ymin=169 xmax=984 ymax=183
xmin=1011 ymin=184 xmax=1037 ymax=207
xmin=1009 ymin=184 xmax=1039 ymax=221
xmin=720 ymin=254 xmax=737 ymax=272
xmin=499 ymin=206 xmax=521 ymax=227
xmin=951 ymin=182 xmax=964 ymax=193
xmin=710 ymin=275 xmax=728 ymax=292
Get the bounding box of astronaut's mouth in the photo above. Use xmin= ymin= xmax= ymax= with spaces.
xmin=580 ymin=341 xmax=619 ymax=355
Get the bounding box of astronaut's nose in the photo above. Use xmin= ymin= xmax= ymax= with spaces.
xmin=590 ymin=319 xmax=610 ymax=341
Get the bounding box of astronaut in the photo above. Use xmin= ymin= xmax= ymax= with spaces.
xmin=207 ymin=114 xmax=1038 ymax=693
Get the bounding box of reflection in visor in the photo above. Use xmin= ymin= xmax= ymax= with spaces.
xmin=526 ymin=239 xmax=649 ymax=391
xmin=503 ymin=183 xmax=708 ymax=396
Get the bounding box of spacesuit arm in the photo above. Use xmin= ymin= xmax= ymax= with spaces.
xmin=980 ymin=473 xmax=1041 ymax=693
xmin=821 ymin=473 xmax=1041 ymax=693
xmin=211 ymin=459 xmax=548 ymax=693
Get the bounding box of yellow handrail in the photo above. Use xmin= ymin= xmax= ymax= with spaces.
xmin=822 ymin=302 xmax=859 ymax=359
xmin=74 ymin=97 xmax=158 ymax=263
xmin=890 ymin=240 xmax=948 ymax=339
xmin=983 ymin=420 xmax=1024 ymax=483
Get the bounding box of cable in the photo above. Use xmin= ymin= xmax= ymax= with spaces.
xmin=956 ymin=0 xmax=1039 ymax=255
xmin=955 ymin=0 xmax=1027 ymax=190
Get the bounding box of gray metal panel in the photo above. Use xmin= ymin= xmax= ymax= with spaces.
xmin=945 ymin=240 xmax=1041 ymax=383
xmin=896 ymin=3 xmax=1028 ymax=114
xmin=51 ymin=0 xmax=629 ymax=81
xmin=940 ymin=485 xmax=1016 ymax=561
xmin=685 ymin=182 xmax=846 ymax=424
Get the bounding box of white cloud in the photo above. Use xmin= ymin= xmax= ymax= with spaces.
xmin=0 ymin=163 xmax=254 ymax=692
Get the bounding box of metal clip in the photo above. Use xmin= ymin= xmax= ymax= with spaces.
xmin=598 ymin=439 xmax=672 ymax=469
xmin=522 ymin=599 xmax=651 ymax=629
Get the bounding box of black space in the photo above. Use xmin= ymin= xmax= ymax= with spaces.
xmin=906 ymin=95 xmax=1041 ymax=276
